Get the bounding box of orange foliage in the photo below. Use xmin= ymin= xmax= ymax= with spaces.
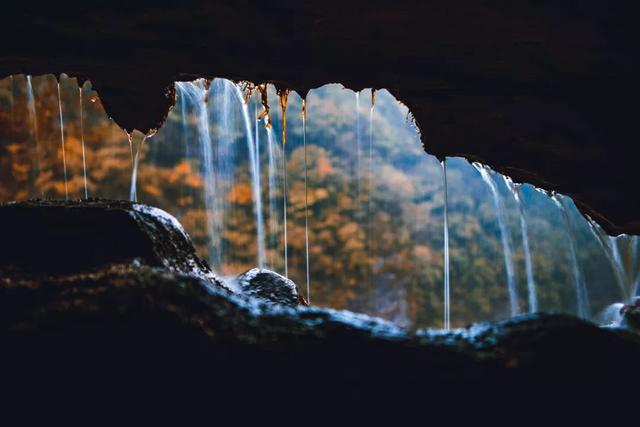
xmin=228 ymin=182 xmax=253 ymax=205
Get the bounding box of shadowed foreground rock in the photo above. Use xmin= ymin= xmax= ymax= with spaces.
xmin=235 ymin=268 xmax=305 ymax=307
xmin=0 ymin=199 xmax=220 ymax=284
xmin=2 ymin=265 xmax=640 ymax=404
xmin=1 ymin=200 xmax=640 ymax=406
xmin=622 ymin=298 xmax=640 ymax=330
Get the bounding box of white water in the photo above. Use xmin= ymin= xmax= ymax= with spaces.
xmin=355 ymin=92 xmax=361 ymax=199
xmin=589 ymin=223 xmax=640 ymax=302
xmin=302 ymin=99 xmax=311 ymax=303
xmin=503 ymin=177 xmax=538 ymax=313
xmin=232 ymin=83 xmax=266 ymax=269
xmin=128 ymin=131 xmax=146 ymax=203
xmin=610 ymin=238 xmax=626 ymax=293
xmin=174 ymin=81 xmax=218 ymax=267
xmin=368 ymin=100 xmax=375 ymax=289
xmin=25 ymin=76 xmax=41 ymax=195
xmin=587 ymin=220 xmax=627 ymax=299
xmin=442 ymin=160 xmax=450 ymax=330
xmin=596 ymin=302 xmax=624 ymax=327
xmin=266 ymin=125 xmax=280 ymax=269
xmin=633 ymin=237 xmax=640 ymax=297
xmin=8 ymin=75 xmax=640 ymax=328
xmin=514 ymin=184 xmax=537 ymax=312
xmin=554 ymin=195 xmax=590 ymax=318
xmin=475 ymin=164 xmax=520 ymax=316
xmin=79 ymin=86 xmax=88 ymax=198
xmin=281 ymin=99 xmax=289 ymax=278
xmin=56 ymin=81 xmax=69 ymax=200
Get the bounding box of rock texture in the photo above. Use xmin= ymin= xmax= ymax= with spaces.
xmin=1 ymin=200 xmax=640 ymax=403
xmin=0 ymin=199 xmax=221 ymax=285
xmin=2 ymin=265 xmax=640 ymax=403
xmin=1 ymin=1 xmax=639 ymax=234
xmin=621 ymin=298 xmax=640 ymax=330
xmin=235 ymin=268 xmax=304 ymax=307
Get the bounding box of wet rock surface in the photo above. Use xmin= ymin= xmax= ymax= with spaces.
xmin=3 ymin=265 xmax=640 ymax=378
xmin=2 ymin=263 xmax=640 ymax=409
xmin=621 ymin=298 xmax=640 ymax=330
xmin=1 ymin=200 xmax=639 ymax=405
xmin=235 ymin=268 xmax=304 ymax=306
xmin=0 ymin=199 xmax=221 ymax=285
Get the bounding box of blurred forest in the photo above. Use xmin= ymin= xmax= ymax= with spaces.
xmin=0 ymin=74 xmax=636 ymax=329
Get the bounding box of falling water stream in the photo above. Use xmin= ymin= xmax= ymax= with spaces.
xmin=279 ymin=90 xmax=289 ymax=277
xmin=302 ymin=99 xmax=311 ymax=303
xmin=56 ymin=81 xmax=69 ymax=200
xmin=174 ymin=81 xmax=219 ymax=267
xmin=265 ymin=125 xmax=281 ymax=267
xmin=128 ymin=131 xmax=146 ymax=203
xmin=475 ymin=164 xmax=520 ymax=316
xmin=25 ymin=76 xmax=41 ymax=194
xmin=79 ymin=86 xmax=88 ymax=198
xmin=588 ymin=220 xmax=631 ymax=300
xmin=442 ymin=160 xmax=450 ymax=330
xmin=502 ymin=176 xmax=538 ymax=312
xmin=368 ymin=91 xmax=375 ymax=290
xmin=553 ymin=195 xmax=590 ymax=318
xmin=512 ymin=182 xmax=538 ymax=312
xmin=633 ymin=238 xmax=640 ymax=297
xmin=233 ymin=84 xmax=266 ymax=269
xmin=355 ymin=92 xmax=361 ymax=199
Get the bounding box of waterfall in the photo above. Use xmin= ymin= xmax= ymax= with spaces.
xmin=128 ymin=131 xmax=146 ymax=203
xmin=442 ymin=160 xmax=450 ymax=330
xmin=79 ymin=86 xmax=88 ymax=198
xmin=211 ymin=80 xmax=231 ymax=270
xmin=554 ymin=195 xmax=590 ymax=318
xmin=504 ymin=178 xmax=538 ymax=313
xmin=368 ymin=92 xmax=375 ymax=290
xmin=610 ymin=238 xmax=626 ymax=292
xmin=302 ymin=99 xmax=311 ymax=303
xmin=475 ymin=164 xmax=520 ymax=316
xmin=608 ymin=235 xmax=640 ymax=300
xmin=254 ymin=101 xmax=264 ymax=262
xmin=175 ymin=81 xmax=218 ymax=268
xmin=355 ymin=92 xmax=361 ymax=199
xmin=587 ymin=219 xmax=628 ymax=300
xmin=633 ymin=237 xmax=640 ymax=297
xmin=232 ymin=83 xmax=266 ymax=269
xmin=516 ymin=186 xmax=537 ymax=312
xmin=56 ymin=80 xmax=69 ymax=200
xmin=588 ymin=222 xmax=640 ymax=302
xmin=180 ymin=83 xmax=190 ymax=161
xmin=279 ymin=91 xmax=289 ymax=277
xmin=8 ymin=74 xmax=640 ymax=327
xmin=266 ymin=125 xmax=280 ymax=269
xmin=25 ymin=76 xmax=41 ymax=195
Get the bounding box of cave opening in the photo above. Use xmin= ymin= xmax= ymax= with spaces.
xmin=0 ymin=73 xmax=637 ymax=330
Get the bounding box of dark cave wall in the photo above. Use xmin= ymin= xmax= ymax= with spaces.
xmin=1 ymin=0 xmax=639 ymax=234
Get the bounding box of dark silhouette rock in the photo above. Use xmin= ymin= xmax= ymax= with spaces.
xmin=1 ymin=200 xmax=639 ymax=409
xmin=1 ymin=263 xmax=640 ymax=407
xmin=621 ymin=298 xmax=640 ymax=330
xmin=1 ymin=2 xmax=639 ymax=233
xmin=0 ymin=199 xmax=222 ymax=286
xmin=234 ymin=268 xmax=304 ymax=306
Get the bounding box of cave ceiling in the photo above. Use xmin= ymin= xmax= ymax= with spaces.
xmin=1 ymin=1 xmax=639 ymax=234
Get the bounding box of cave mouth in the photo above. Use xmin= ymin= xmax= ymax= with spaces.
xmin=0 ymin=73 xmax=638 ymax=329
